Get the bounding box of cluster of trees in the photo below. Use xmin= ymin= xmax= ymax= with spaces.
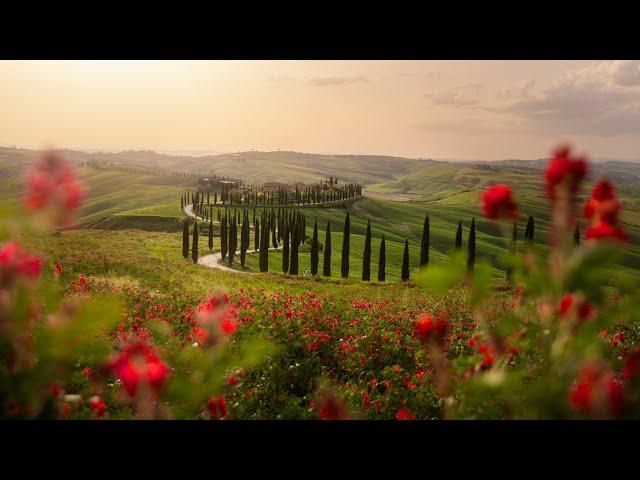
xmin=181 ymin=180 xmax=363 ymax=211
xmin=86 ymin=159 xmax=206 ymax=181
xmin=183 ymin=207 xmax=542 ymax=283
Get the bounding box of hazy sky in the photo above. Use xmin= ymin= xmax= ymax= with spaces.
xmin=1 ymin=60 xmax=640 ymax=160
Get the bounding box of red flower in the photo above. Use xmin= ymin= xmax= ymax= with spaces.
xmin=193 ymin=293 xmax=238 ymax=346
xmin=88 ymin=396 xmax=107 ymax=418
xmin=622 ymin=348 xmax=640 ymax=382
xmin=569 ymin=367 xmax=623 ymax=417
xmin=72 ymin=274 xmax=91 ymax=293
xmin=82 ymin=367 xmax=94 ymax=379
xmin=24 ymin=152 xmax=85 ymax=227
xmin=545 ymin=146 xmax=587 ymax=200
xmin=558 ymin=294 xmax=593 ymax=321
xmin=414 ymin=312 xmax=448 ymax=345
xmin=54 ymin=262 xmax=63 ymax=278
xmin=206 ymin=395 xmax=228 ymax=420
xmin=317 ymin=391 xmax=348 ymax=420
xmin=482 ymin=184 xmax=518 ymax=220
xmin=478 ymin=343 xmax=495 ymax=370
xmin=0 ymin=241 xmax=43 ymax=286
xmin=585 ymin=221 xmax=628 ymax=243
xmin=107 ymin=341 xmax=170 ymax=397
xmin=583 ymin=179 xmax=627 ymax=243
xmin=396 ymin=407 xmax=415 ymax=420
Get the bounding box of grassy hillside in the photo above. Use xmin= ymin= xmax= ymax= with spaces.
xmin=2 ymin=145 xmax=640 ymax=281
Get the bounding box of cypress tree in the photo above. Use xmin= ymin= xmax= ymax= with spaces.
xmin=240 ymin=212 xmax=247 ymax=268
xmin=420 ymin=214 xmax=430 ymax=267
xmin=259 ymin=216 xmax=269 ymax=272
xmin=401 ymin=239 xmax=410 ymax=281
xmin=574 ymin=222 xmax=580 ymax=246
xmin=378 ymin=235 xmax=386 ymax=282
xmin=182 ymin=219 xmax=189 ymax=259
xmin=208 ymin=218 xmax=214 ymax=251
xmin=254 ymin=217 xmax=260 ymax=251
xmin=362 ymin=219 xmax=371 ymax=281
xmin=467 ymin=217 xmax=476 ymax=271
xmin=310 ymin=218 xmax=319 ymax=275
xmin=341 ymin=211 xmax=350 ymax=278
xmin=290 ymin=223 xmax=299 ymax=275
xmin=228 ymin=216 xmax=235 ymax=266
xmin=221 ymin=213 xmax=227 ymax=260
xmin=323 ymin=220 xmax=332 ymax=277
xmin=282 ymin=225 xmax=290 ymax=273
xmin=507 ymin=221 xmax=517 ymax=283
xmin=191 ymin=220 xmax=199 ymax=264
xmin=455 ymin=220 xmax=463 ymax=251
xmin=525 ymin=215 xmax=534 ymax=247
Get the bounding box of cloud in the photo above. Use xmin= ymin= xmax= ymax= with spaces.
xmin=425 ymin=83 xmax=483 ymax=106
xmin=611 ymin=60 xmax=640 ymax=86
xmin=497 ymin=62 xmax=640 ymax=136
xmin=308 ymin=75 xmax=369 ymax=87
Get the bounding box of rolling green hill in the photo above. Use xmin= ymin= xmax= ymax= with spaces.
xmin=2 ymin=145 xmax=640 ymax=282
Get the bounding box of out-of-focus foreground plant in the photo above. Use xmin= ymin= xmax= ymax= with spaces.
xmin=416 ymin=145 xmax=640 ymax=419
xmin=0 ymin=152 xmax=274 ymax=419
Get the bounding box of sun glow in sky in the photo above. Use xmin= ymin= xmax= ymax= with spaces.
xmin=1 ymin=60 xmax=640 ymax=160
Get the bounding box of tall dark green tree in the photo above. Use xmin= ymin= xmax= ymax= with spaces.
xmin=220 ymin=213 xmax=228 ymax=261
xmin=378 ymin=235 xmax=386 ymax=282
xmin=323 ymin=220 xmax=332 ymax=277
xmin=240 ymin=212 xmax=248 ymax=268
xmin=362 ymin=219 xmax=371 ymax=281
xmin=282 ymin=226 xmax=290 ymax=273
xmin=507 ymin=221 xmax=517 ymax=283
xmin=341 ymin=211 xmax=350 ymax=278
xmin=289 ymin=223 xmax=299 ymax=275
xmin=182 ymin=219 xmax=189 ymax=259
xmin=259 ymin=215 xmax=269 ymax=272
xmin=467 ymin=217 xmax=476 ymax=271
xmin=254 ymin=217 xmax=260 ymax=251
xmin=191 ymin=220 xmax=199 ymax=264
xmin=455 ymin=220 xmax=463 ymax=251
xmin=524 ymin=215 xmax=534 ymax=247
xmin=228 ymin=216 xmax=236 ymax=266
xmin=310 ymin=218 xmax=319 ymax=275
xmin=420 ymin=214 xmax=430 ymax=267
xmin=401 ymin=239 xmax=410 ymax=281
xmin=208 ymin=218 xmax=214 ymax=251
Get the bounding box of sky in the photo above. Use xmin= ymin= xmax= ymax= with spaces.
xmin=1 ymin=60 xmax=640 ymax=160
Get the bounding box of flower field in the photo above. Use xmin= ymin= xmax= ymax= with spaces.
xmin=2 ymin=147 xmax=640 ymax=420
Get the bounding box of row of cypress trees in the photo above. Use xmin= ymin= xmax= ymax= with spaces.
xmin=184 ymin=209 xmax=540 ymax=283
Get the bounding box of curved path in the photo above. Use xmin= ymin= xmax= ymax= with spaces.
xmin=198 ymin=246 xmax=283 ymax=273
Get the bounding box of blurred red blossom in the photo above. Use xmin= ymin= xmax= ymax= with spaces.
xmin=482 ymin=184 xmax=518 ymax=220
xmin=558 ymin=294 xmax=593 ymax=322
xmin=414 ymin=312 xmax=448 ymax=346
xmin=584 ymin=179 xmax=627 ymax=243
xmin=0 ymin=241 xmax=43 ymax=286
xmin=545 ymin=146 xmax=587 ymax=200
xmin=24 ymin=152 xmax=84 ymax=227
xmin=192 ymin=293 xmax=238 ymax=346
xmin=395 ymin=407 xmax=415 ymax=420
xmin=623 ymin=349 xmax=640 ymax=382
xmin=206 ymin=395 xmax=229 ymax=420
xmin=569 ymin=366 xmax=623 ymax=417
xmin=106 ymin=341 xmax=170 ymax=397
xmin=88 ymin=396 xmax=107 ymax=418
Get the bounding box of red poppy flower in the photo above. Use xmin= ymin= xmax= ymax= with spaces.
xmin=0 ymin=241 xmax=43 ymax=285
xmin=24 ymin=152 xmax=85 ymax=227
xmin=482 ymin=184 xmax=518 ymax=220
xmin=585 ymin=222 xmax=628 ymax=243
xmin=623 ymin=348 xmax=640 ymax=382
xmin=396 ymin=407 xmax=415 ymax=420
xmin=569 ymin=367 xmax=623 ymax=417
xmin=107 ymin=341 xmax=169 ymax=397
xmin=89 ymin=396 xmax=107 ymax=418
xmin=414 ymin=312 xmax=448 ymax=345
xmin=545 ymin=146 xmax=587 ymax=200
xmin=558 ymin=294 xmax=593 ymax=321
xmin=206 ymin=395 xmax=228 ymax=419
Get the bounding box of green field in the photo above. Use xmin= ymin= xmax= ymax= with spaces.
xmin=2 ymin=146 xmax=640 ymax=282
